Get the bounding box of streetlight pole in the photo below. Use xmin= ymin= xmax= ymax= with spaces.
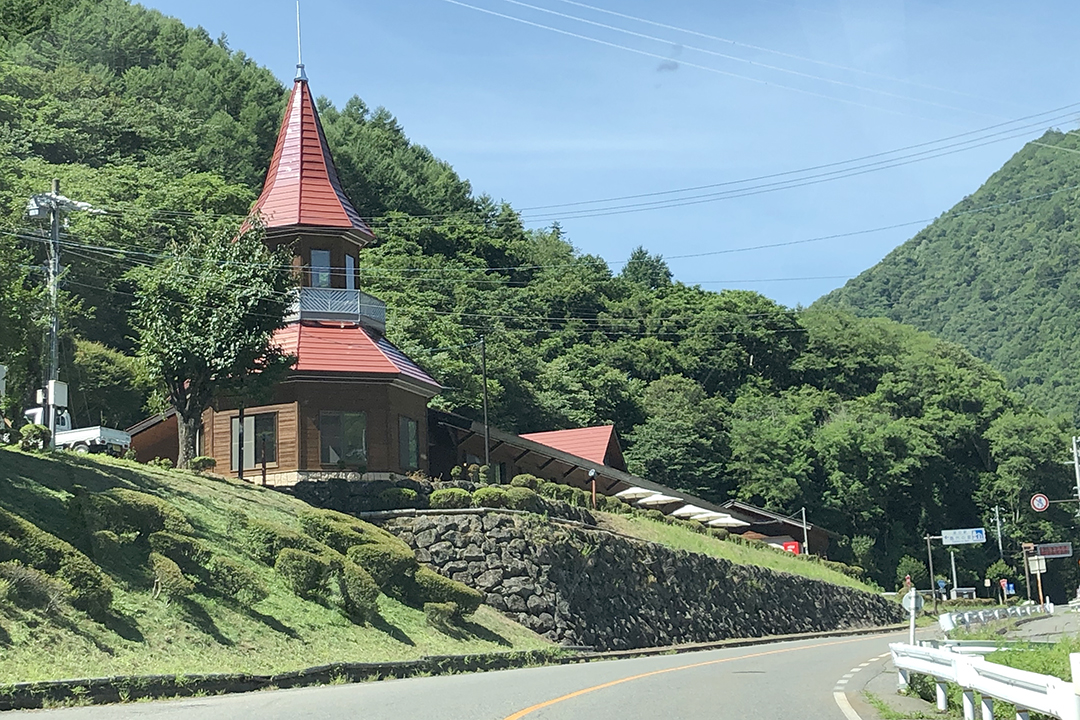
xmin=925 ymin=534 xmax=940 ymax=613
xmin=994 ymin=505 xmax=1003 ymax=560
xmin=801 ymin=506 xmax=810 ymax=555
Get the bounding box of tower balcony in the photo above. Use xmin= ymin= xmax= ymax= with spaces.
xmin=285 ymin=286 xmax=387 ymax=334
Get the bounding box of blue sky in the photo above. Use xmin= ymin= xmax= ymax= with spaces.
xmin=141 ymin=0 xmax=1080 ymax=308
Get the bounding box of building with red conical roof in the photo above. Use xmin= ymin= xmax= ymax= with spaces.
xmin=132 ymin=63 xmax=441 ymax=484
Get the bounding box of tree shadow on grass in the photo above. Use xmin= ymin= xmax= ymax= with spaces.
xmin=176 ymin=597 xmax=232 ymax=646
xmin=99 ymin=610 xmax=145 ymax=643
xmin=369 ymin=614 xmax=415 ymax=646
xmin=431 ymin=618 xmax=512 ymax=646
xmin=0 ymin=621 xmax=11 ymax=647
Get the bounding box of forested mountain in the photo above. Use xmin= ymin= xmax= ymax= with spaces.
xmin=1 ymin=0 xmax=1077 ymax=592
xmin=819 ymin=130 xmax=1080 ymax=424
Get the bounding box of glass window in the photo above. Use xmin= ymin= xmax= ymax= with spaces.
xmin=231 ymin=413 xmax=277 ymax=471
xmin=399 ymin=416 xmax=419 ymax=471
xmin=321 ymin=411 xmax=366 ymax=467
xmin=311 ymin=249 xmax=331 ymax=288
xmin=345 ymin=254 xmax=356 ymax=291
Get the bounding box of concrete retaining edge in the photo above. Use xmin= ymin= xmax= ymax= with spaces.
xmin=0 ymin=623 xmax=907 ymax=711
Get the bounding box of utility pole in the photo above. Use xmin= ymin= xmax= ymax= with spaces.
xmin=1072 ymin=436 xmax=1080 ymax=516
xmin=993 ymin=506 xmax=1004 ymax=560
xmin=925 ymin=534 xmax=939 ymax=613
xmin=801 ymin=506 xmax=810 ymax=555
xmin=950 ymin=549 xmax=958 ymax=600
xmin=480 ymin=336 xmax=490 ymax=469
xmin=25 ymin=181 xmax=99 ymax=450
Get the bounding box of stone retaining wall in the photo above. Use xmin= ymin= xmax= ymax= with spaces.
xmin=381 ymin=512 xmax=903 ymax=650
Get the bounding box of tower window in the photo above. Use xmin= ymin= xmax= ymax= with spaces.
xmin=311 ymin=249 xmax=331 ymax=288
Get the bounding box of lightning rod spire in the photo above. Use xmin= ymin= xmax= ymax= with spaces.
xmin=295 ymin=1 xmax=307 ymax=81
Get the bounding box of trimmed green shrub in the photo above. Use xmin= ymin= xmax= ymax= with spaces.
xmin=207 ymin=555 xmax=268 ymax=604
xmin=429 ymin=487 xmax=472 ymax=509
xmin=236 ymin=516 xmax=321 ymax=565
xmin=275 ymin=548 xmax=329 ymax=598
xmin=149 ymin=531 xmax=209 ymax=574
xmin=644 ymin=509 xmax=665 ymax=522
xmin=0 ymin=561 xmax=66 ymax=612
xmin=708 ymin=527 xmax=730 ymax=540
xmin=298 ymin=508 xmax=408 ymax=555
xmin=188 ymin=456 xmax=217 ymax=473
xmin=147 ymin=457 xmax=174 ymax=470
xmin=410 ymin=566 xmax=482 ymax=618
xmin=472 ymin=486 xmax=510 ymax=508
xmin=88 ymin=530 xmax=123 ymax=564
xmin=466 ymin=463 xmax=481 ymax=482
xmin=18 ymin=424 xmax=50 ymax=452
xmin=149 ymin=552 xmax=193 ymax=599
xmin=376 ymin=487 xmax=420 ymax=510
xmin=597 ymin=495 xmax=629 ymax=514
xmin=346 ymin=542 xmax=417 ymax=591
xmin=504 ymin=486 xmax=544 ymax=513
xmin=333 ymin=560 xmax=379 ymax=622
xmin=510 ymin=474 xmax=542 ymax=490
xmin=72 ymin=488 xmax=192 ymax=538
xmin=424 ymin=601 xmax=456 ymax=630
xmin=448 ymin=465 xmax=465 ymax=482
xmin=478 ymin=465 xmax=491 ymax=484
xmin=0 ymin=508 xmax=112 ymax=615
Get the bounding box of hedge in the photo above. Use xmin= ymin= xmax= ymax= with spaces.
xmin=0 ymin=561 xmax=66 ymax=612
xmin=298 ymin=509 xmax=407 ymax=555
xmin=334 ymin=561 xmax=379 ymax=622
xmin=509 ymin=474 xmax=542 ymax=490
xmin=376 ymin=487 xmax=421 ymax=510
xmin=346 ymin=542 xmax=416 ymax=592
xmin=472 ymin=486 xmax=510 ymax=509
xmin=429 ymin=488 xmax=472 ymax=509
xmin=207 ymin=555 xmax=268 ymax=604
xmin=149 ymin=552 xmax=193 ymax=599
xmin=71 ymin=488 xmax=192 ymax=539
xmin=504 ymin=486 xmax=544 ymax=513
xmin=410 ymin=566 xmax=482 ymax=618
xmin=18 ymin=424 xmax=50 ymax=452
xmin=274 ymin=548 xmax=329 ymax=598
xmin=148 ymin=531 xmax=210 ymax=575
xmin=0 ymin=507 xmax=112 ymax=616
xmin=235 ymin=516 xmax=322 ymax=565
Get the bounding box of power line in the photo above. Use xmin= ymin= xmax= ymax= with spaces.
xmin=497 ymin=0 xmax=996 ymax=120
xmin=552 ymin=0 xmax=1000 ymax=105
xmin=438 ymin=0 xmax=950 ymax=122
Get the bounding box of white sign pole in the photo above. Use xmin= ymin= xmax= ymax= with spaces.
xmin=909 ymin=596 xmax=916 ymax=645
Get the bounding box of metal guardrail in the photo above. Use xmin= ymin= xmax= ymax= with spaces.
xmin=891 ymin=641 xmax=1080 ymax=720
xmin=939 ymin=603 xmax=1053 ymax=633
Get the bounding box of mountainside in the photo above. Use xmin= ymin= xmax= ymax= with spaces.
xmin=1 ymin=0 xmax=1078 ymax=593
xmin=819 ymin=129 xmax=1080 ymax=423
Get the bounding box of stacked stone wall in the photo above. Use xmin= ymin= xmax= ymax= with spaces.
xmin=382 ymin=512 xmax=902 ymax=650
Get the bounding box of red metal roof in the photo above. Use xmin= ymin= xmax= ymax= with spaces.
xmin=250 ymin=77 xmax=375 ymax=245
xmin=519 ymin=426 xmax=619 ymax=467
xmin=273 ymin=322 xmax=440 ymax=392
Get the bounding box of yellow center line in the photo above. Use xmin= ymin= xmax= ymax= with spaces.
xmin=501 ymin=634 xmax=889 ymax=720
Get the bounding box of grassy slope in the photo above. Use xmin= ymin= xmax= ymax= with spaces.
xmin=0 ymin=448 xmax=548 ymax=684
xmin=596 ymin=512 xmax=879 ymax=593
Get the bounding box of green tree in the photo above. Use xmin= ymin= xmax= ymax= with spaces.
xmin=895 ymin=554 xmax=928 ymax=591
xmin=129 ymin=227 xmax=293 ymax=467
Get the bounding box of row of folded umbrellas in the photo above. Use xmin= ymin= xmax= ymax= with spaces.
xmin=613 ymin=487 xmax=750 ymax=528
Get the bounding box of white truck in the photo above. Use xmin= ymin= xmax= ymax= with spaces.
xmin=23 ymin=407 xmax=131 ymax=456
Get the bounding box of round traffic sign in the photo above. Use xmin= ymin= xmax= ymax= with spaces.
xmin=902 ymin=590 xmax=925 ymax=612
xmin=1031 ymin=493 xmax=1050 ymax=512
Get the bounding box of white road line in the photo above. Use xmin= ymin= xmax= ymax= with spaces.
xmin=834 ymin=691 xmax=863 ymax=720
xmin=842 ymin=673 xmax=854 ymax=679
xmin=859 ymin=662 xmax=872 ymax=667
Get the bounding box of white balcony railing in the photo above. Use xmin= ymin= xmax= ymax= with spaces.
xmin=285 ymin=286 xmax=386 ymax=333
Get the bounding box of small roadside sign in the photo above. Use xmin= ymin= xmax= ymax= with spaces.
xmin=1036 ymin=542 xmax=1073 ymax=559
xmin=1031 ymin=494 xmax=1050 ymax=512
xmin=782 ymin=541 xmax=800 ymax=554
xmin=902 ymin=590 xmax=924 ymax=612
xmin=941 ymin=527 xmax=987 ymax=545
xmin=1028 ymin=555 xmax=1047 ymax=574
xmin=999 ymin=578 xmax=1007 ymax=590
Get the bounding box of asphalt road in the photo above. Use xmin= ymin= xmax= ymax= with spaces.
xmin=20 ymin=630 xmax=909 ymax=720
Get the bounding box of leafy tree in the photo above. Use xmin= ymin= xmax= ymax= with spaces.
xmin=895 ymin=555 xmax=928 ymax=591
xmin=129 ymin=227 xmax=293 ymax=467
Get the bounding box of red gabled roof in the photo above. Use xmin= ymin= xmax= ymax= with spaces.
xmin=250 ymin=76 xmax=375 ymax=245
xmin=519 ymin=425 xmax=625 ymax=469
xmin=273 ymin=322 xmax=440 ymax=394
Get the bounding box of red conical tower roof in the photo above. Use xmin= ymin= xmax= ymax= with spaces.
xmin=250 ymin=71 xmax=375 ymax=246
